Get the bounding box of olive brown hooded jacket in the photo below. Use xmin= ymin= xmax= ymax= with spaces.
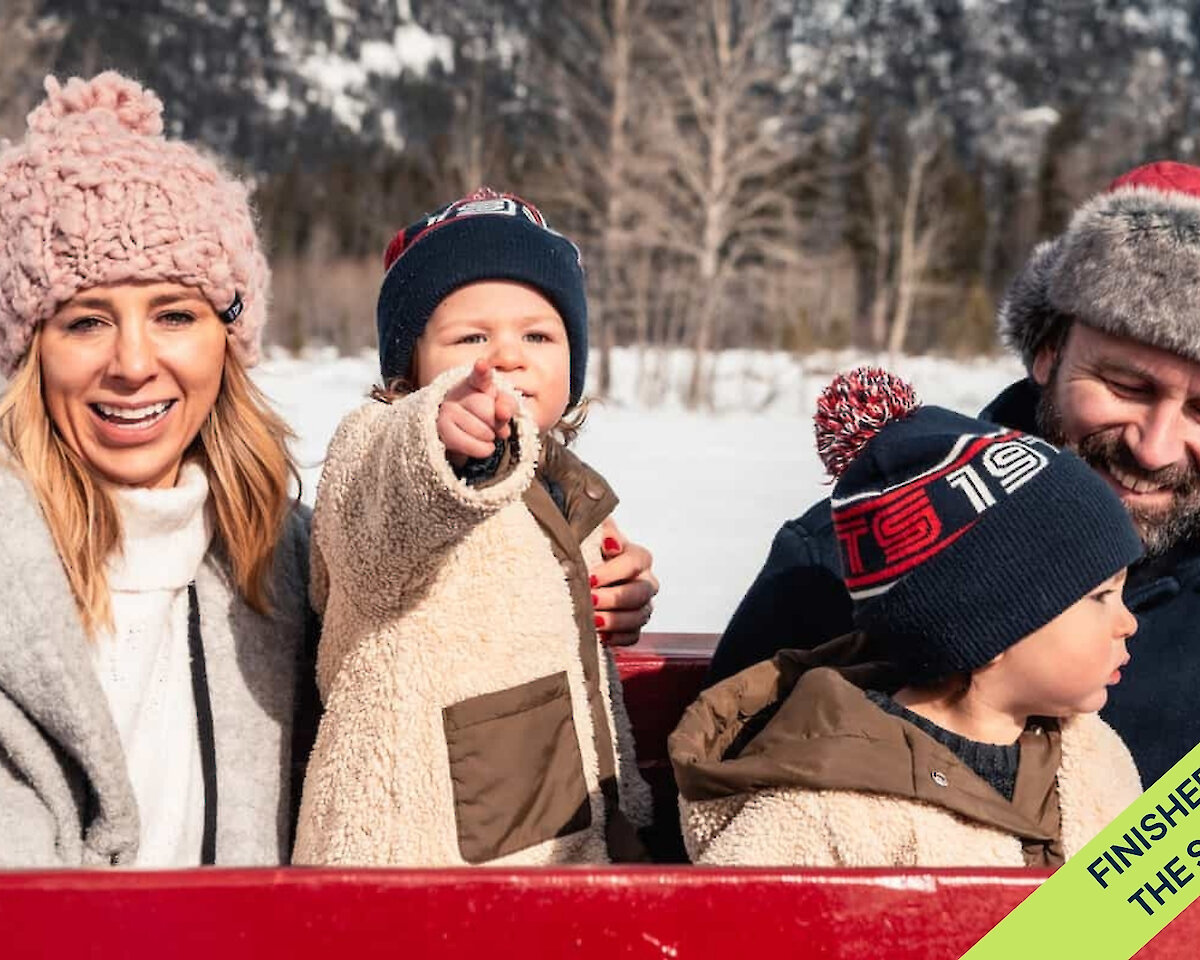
xmin=670 ymin=638 xmax=1141 ymax=868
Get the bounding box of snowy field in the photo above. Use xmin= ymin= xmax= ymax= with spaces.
xmin=253 ymin=347 xmax=1026 ymax=636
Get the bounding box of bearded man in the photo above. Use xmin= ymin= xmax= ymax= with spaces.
xmin=710 ymin=161 xmax=1200 ymax=783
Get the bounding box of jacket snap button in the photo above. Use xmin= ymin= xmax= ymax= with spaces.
xmin=583 ymin=480 xmax=605 ymax=501
xmin=560 ymin=559 xmax=574 ymax=578
xmin=930 ymin=771 xmax=949 ymax=788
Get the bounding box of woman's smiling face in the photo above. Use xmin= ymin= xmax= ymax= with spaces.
xmin=39 ymin=281 xmax=228 ymax=489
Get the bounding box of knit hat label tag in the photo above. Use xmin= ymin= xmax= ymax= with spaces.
xmin=219 ymin=293 xmax=244 ymax=324
xmin=428 ymin=195 xmax=540 ymax=224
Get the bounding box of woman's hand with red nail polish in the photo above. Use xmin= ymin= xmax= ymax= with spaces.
xmin=588 ymin=517 xmax=658 ymax=647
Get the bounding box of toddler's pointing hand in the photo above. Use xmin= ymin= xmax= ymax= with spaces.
xmin=437 ymin=358 xmax=518 ymax=467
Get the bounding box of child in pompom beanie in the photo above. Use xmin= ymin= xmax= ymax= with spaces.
xmin=670 ymin=366 xmax=1143 ymax=867
xmin=293 ymin=189 xmax=651 ymax=866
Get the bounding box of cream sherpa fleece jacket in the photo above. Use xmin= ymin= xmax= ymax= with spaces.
xmin=681 ymin=711 xmax=1140 ymax=867
xmin=293 ymin=367 xmax=650 ymax=866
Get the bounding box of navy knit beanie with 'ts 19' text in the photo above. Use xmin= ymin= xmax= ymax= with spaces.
xmin=376 ymin=187 xmax=588 ymax=405
xmin=815 ymin=367 xmax=1143 ymax=683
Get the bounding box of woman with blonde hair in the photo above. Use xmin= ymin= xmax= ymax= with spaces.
xmin=0 ymin=72 xmax=316 ymax=867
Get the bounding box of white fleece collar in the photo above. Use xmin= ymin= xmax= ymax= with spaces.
xmin=107 ymin=460 xmax=213 ymax=592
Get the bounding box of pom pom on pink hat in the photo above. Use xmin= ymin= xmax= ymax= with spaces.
xmin=0 ymin=72 xmax=269 ymax=377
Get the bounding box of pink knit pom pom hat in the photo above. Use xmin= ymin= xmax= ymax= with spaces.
xmin=0 ymin=72 xmax=269 ymax=377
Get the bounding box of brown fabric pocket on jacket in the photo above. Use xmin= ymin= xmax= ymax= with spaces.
xmin=443 ymin=672 xmax=592 ymax=864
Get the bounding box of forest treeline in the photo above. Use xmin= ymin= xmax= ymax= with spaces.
xmin=4 ymin=1 xmax=1200 ymax=403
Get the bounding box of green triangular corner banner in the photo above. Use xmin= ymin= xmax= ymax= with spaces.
xmin=963 ymin=741 xmax=1200 ymax=958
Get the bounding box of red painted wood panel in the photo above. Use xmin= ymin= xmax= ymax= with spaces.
xmin=0 ymin=866 xmax=1196 ymax=958
xmin=613 ymin=633 xmax=716 ymax=861
xmin=614 ymin=632 xmax=714 ymax=768
xmin=0 ymin=867 xmax=1038 ymax=958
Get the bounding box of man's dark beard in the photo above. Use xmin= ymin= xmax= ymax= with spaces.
xmin=1036 ymin=384 xmax=1200 ymax=557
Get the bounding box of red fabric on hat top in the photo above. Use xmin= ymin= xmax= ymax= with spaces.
xmin=383 ymin=228 xmax=409 ymax=271
xmin=1108 ymin=160 xmax=1200 ymax=198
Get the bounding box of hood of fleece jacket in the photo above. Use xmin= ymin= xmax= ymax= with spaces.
xmin=669 ymin=633 xmax=1062 ymax=845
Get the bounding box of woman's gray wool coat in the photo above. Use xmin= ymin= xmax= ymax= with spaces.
xmin=0 ymin=458 xmax=317 ymax=867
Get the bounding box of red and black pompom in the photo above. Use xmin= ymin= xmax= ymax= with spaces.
xmin=814 ymin=367 xmax=920 ymax=478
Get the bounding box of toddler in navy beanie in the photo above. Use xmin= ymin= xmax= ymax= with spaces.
xmin=668 ymin=366 xmax=1145 ymax=869
xmin=816 ymin=366 xmax=1143 ymax=802
xmin=294 ymin=187 xmax=654 ymax=867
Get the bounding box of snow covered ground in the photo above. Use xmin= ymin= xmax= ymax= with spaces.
xmin=253 ymin=347 xmax=1026 ymax=636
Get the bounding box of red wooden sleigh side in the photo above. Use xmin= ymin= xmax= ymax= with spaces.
xmin=0 ymin=633 xmax=1194 ymax=959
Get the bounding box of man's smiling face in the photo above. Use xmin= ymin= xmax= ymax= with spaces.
xmin=1034 ymin=322 xmax=1200 ymax=557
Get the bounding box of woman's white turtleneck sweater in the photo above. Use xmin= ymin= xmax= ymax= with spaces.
xmin=89 ymin=461 xmax=212 ymax=866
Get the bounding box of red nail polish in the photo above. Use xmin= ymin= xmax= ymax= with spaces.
xmin=594 ymin=615 xmax=605 ymax=629
xmin=591 ymin=593 xmax=599 ymax=607
xmin=589 ymin=575 xmax=598 ymax=587
xmin=604 ymin=537 xmax=620 ymax=553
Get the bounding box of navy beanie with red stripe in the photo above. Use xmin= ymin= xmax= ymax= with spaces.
xmin=815 ymin=367 xmax=1142 ymax=682
xmin=376 ymin=188 xmax=589 ymax=405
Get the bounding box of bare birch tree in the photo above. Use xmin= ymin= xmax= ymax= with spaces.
xmin=634 ymin=0 xmax=804 ymax=408
xmin=885 ymin=110 xmax=955 ymax=357
xmin=422 ymin=36 xmax=511 ymax=199
xmin=854 ymin=107 xmax=955 ymax=358
xmin=520 ymin=0 xmax=656 ymax=398
xmin=864 ymin=151 xmax=895 ymax=350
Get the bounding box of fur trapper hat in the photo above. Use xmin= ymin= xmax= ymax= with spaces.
xmin=0 ymin=72 xmax=270 ymax=377
xmin=999 ymin=161 xmax=1200 ymax=370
